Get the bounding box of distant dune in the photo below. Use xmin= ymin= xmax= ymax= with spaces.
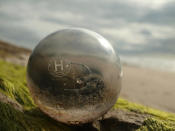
xmin=0 ymin=40 xmax=31 ymax=65
xmin=0 ymin=40 xmax=31 ymax=54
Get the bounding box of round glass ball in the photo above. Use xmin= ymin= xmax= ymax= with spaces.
xmin=27 ymin=28 xmax=122 ymax=124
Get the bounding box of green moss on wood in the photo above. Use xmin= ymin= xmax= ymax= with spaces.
xmin=0 ymin=59 xmax=175 ymax=131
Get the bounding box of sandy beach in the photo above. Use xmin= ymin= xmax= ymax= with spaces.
xmin=121 ymin=65 xmax=175 ymax=113
xmin=1 ymin=40 xmax=175 ymax=113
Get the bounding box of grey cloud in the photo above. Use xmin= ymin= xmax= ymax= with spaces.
xmin=150 ymin=38 xmax=175 ymax=53
xmin=139 ymin=1 xmax=175 ymax=26
xmin=140 ymin=29 xmax=152 ymax=37
xmin=0 ymin=0 xmax=174 ymax=56
xmin=100 ymin=2 xmax=142 ymax=22
xmin=0 ymin=23 xmax=39 ymax=49
xmin=0 ymin=12 xmax=23 ymax=22
xmin=118 ymin=37 xmax=175 ymax=55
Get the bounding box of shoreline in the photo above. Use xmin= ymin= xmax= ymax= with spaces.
xmin=0 ymin=40 xmax=175 ymax=113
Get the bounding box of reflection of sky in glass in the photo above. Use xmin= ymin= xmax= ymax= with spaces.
xmin=34 ymin=29 xmax=117 ymax=62
xmin=98 ymin=36 xmax=114 ymax=53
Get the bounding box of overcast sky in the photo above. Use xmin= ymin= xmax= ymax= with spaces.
xmin=0 ymin=0 xmax=175 ymax=55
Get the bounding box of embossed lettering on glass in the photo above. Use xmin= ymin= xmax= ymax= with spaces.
xmin=27 ymin=28 xmax=122 ymax=124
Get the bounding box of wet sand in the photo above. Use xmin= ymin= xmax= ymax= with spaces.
xmin=120 ymin=65 xmax=175 ymax=113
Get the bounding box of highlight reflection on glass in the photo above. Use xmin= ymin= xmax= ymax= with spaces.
xmin=27 ymin=28 xmax=122 ymax=124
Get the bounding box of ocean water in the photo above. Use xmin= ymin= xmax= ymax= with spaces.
xmin=120 ymin=55 xmax=175 ymax=72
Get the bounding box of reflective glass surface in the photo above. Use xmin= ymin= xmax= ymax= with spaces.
xmin=27 ymin=28 xmax=122 ymax=124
